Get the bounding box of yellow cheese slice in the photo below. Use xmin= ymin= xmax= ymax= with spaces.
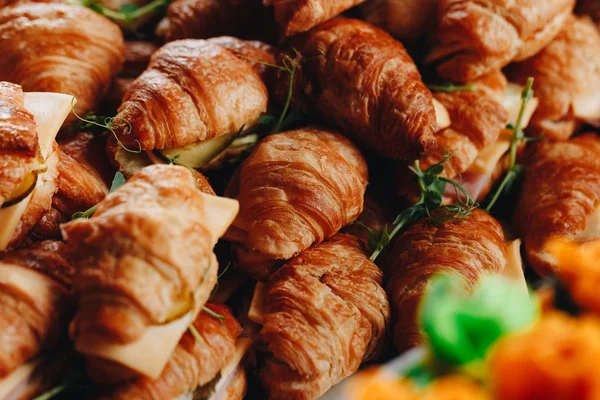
xmin=467 ymin=128 xmax=512 ymax=176
xmin=500 ymin=239 xmax=528 ymax=297
xmin=0 ymin=358 xmax=42 ymax=400
xmin=0 ymin=92 xmax=74 ymax=251
xmin=75 ymin=309 xmax=195 ymax=379
xmin=200 ymin=193 xmax=239 ymax=245
xmin=248 ymin=282 xmax=266 ymax=325
xmin=578 ymin=206 xmax=600 ymax=241
xmin=433 ymin=98 xmax=451 ymax=130
xmin=503 ymin=83 xmax=538 ymax=128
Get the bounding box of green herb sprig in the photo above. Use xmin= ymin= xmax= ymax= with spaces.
xmin=71 ymin=99 xmax=141 ymax=154
xmin=79 ymin=0 xmax=169 ymax=28
xmin=364 ymin=154 xmax=477 ymax=262
xmin=72 ymin=171 xmax=126 ymax=220
xmin=484 ymin=78 xmax=534 ymax=212
xmin=427 ymin=83 xmax=476 ymax=93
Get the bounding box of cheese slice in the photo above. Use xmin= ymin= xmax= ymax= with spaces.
xmin=573 ymin=90 xmax=600 ymax=121
xmin=0 ymin=359 xmax=42 ymax=400
xmin=248 ymin=282 xmax=266 ymax=325
xmin=0 ymin=92 xmax=74 ymax=251
xmin=433 ymin=98 xmax=451 ymax=130
xmin=467 ymin=128 xmax=512 ymax=176
xmin=500 ymin=239 xmax=528 ymax=297
xmin=503 ymin=83 xmax=539 ymax=127
xmin=578 ymin=206 xmax=600 ymax=241
xmin=75 ymin=309 xmax=195 ymax=379
xmin=201 ymin=193 xmax=239 ymax=245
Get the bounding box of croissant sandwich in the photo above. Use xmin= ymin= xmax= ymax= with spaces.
xmin=156 ymin=0 xmax=273 ymax=42
xmin=248 ymin=234 xmax=390 ymax=400
xmin=0 ymin=241 xmax=75 ymax=399
xmin=397 ymin=73 xmax=538 ymax=203
xmin=224 ymin=127 xmax=368 ymax=281
xmin=386 ymin=209 xmax=524 ymax=352
xmin=426 ymin=0 xmax=575 ymax=82
xmin=506 ymin=15 xmax=600 ymax=141
xmin=265 ymin=0 xmax=367 ymax=36
xmin=110 ymin=39 xmax=268 ymax=175
xmin=275 ymin=18 xmax=439 ymax=160
xmin=0 ymin=4 xmax=125 ymax=126
xmin=100 ymin=302 xmax=250 ymax=400
xmin=513 ymin=134 xmax=600 ymax=277
xmin=60 ymin=164 xmax=239 ymax=383
xmin=0 ymin=82 xmax=73 ymax=251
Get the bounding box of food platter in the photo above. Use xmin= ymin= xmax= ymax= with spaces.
xmin=0 ymin=0 xmax=599 ymax=399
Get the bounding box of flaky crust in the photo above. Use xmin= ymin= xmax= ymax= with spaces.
xmin=0 ymin=81 xmax=38 ymax=206
xmin=267 ymin=0 xmax=367 ymax=36
xmin=225 ymin=127 xmax=368 ymax=281
xmin=104 ymin=303 xmax=242 ymax=400
xmin=386 ymin=209 xmax=507 ymax=351
xmin=156 ymin=0 xmax=271 ymax=42
xmin=114 ymin=39 xmax=268 ymax=151
xmin=0 ymin=4 xmax=125 ymax=124
xmin=0 ymin=241 xmax=73 ymax=377
xmin=59 ymin=132 xmax=115 ymax=188
xmin=61 ymin=165 xmax=219 ymax=349
xmin=427 ymin=0 xmax=575 ymax=82
xmin=258 ymin=234 xmax=390 ymax=400
xmin=277 ymin=18 xmax=438 ymax=160
xmin=513 ymin=135 xmax=600 ymax=276
xmin=506 ymin=15 xmax=600 ymax=141
xmin=7 ymin=142 xmax=60 ymax=250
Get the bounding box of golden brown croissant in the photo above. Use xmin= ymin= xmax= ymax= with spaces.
xmin=156 ymin=0 xmax=272 ymax=42
xmin=276 ymin=18 xmax=438 ymax=160
xmin=61 ymin=164 xmax=239 ymax=383
xmin=360 ymin=0 xmax=439 ymax=44
xmin=0 ymin=82 xmax=38 ymax=207
xmin=0 ymin=4 xmax=125 ymax=125
xmin=386 ymin=209 xmax=508 ymax=351
xmin=254 ymin=233 xmax=390 ymax=400
xmin=0 ymin=240 xmax=74 ymax=378
xmin=224 ymin=127 xmax=368 ymax=281
xmin=102 ymin=302 xmax=246 ymax=400
xmin=114 ymin=39 xmax=268 ymax=151
xmin=59 ymin=131 xmax=115 ymax=188
xmin=426 ymin=0 xmax=575 ymax=82
xmin=506 ymin=15 xmax=600 ymax=141
xmin=513 ymin=135 xmax=600 ymax=277
xmin=265 ymin=0 xmax=367 ymax=36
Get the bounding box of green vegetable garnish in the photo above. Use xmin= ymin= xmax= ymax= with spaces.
xmin=72 ymin=171 xmax=126 ymax=220
xmin=427 ymin=83 xmax=476 ymax=93
xmin=79 ymin=0 xmax=170 ymax=28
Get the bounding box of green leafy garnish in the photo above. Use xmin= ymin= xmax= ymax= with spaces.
xmin=71 ymin=99 xmax=141 ymax=154
xmin=202 ymin=306 xmax=225 ymax=323
xmin=365 ymin=154 xmax=477 ymax=262
xmin=79 ymin=0 xmax=170 ymax=28
xmin=188 ymin=324 xmax=202 ymax=342
xmin=166 ymin=154 xmax=181 ymax=165
xmin=427 ymin=83 xmax=476 ymax=93
xmin=33 ymin=385 xmax=68 ymax=400
xmin=420 ymin=274 xmax=537 ymax=369
xmin=484 ymin=78 xmax=534 ymax=212
xmin=72 ymin=172 xmax=126 ymax=220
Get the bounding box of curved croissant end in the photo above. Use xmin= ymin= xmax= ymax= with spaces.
xmin=114 ymin=39 xmax=268 ymax=151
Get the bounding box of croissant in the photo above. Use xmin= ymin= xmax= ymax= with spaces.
xmin=102 ymin=302 xmax=247 ymax=400
xmin=513 ymin=135 xmax=600 ymax=277
xmin=0 ymin=4 xmax=125 ymax=125
xmin=506 ymin=15 xmax=600 ymax=141
xmin=386 ymin=209 xmax=509 ymax=351
xmin=426 ymin=0 xmax=575 ymax=82
xmin=156 ymin=0 xmax=273 ymax=42
xmin=0 ymin=82 xmax=38 ymax=208
xmin=114 ymin=39 xmax=268 ymax=151
xmin=253 ymin=233 xmax=390 ymax=400
xmin=60 ymin=164 xmax=239 ymax=383
xmin=360 ymin=0 xmax=439 ymax=44
xmin=0 ymin=241 xmax=74 ymax=378
xmin=224 ymin=127 xmax=368 ymax=281
xmin=59 ymin=131 xmax=116 ymax=188
xmin=265 ymin=0 xmax=367 ymax=36
xmin=276 ymin=18 xmax=438 ymax=160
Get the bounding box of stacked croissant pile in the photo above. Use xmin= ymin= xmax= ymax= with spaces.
xmin=0 ymin=0 xmax=599 ymax=399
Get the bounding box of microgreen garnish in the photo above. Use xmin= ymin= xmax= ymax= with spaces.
xmin=71 ymin=99 xmax=141 ymax=154
xmin=427 ymin=82 xmax=476 ymax=93
xmin=166 ymin=154 xmax=181 ymax=165
xmin=484 ymin=78 xmax=534 ymax=212
xmin=188 ymin=324 xmax=202 ymax=342
xmin=202 ymin=306 xmax=225 ymax=323
xmin=79 ymin=0 xmax=170 ymax=28
xmin=72 ymin=172 xmax=126 ymax=220
xmin=364 ymin=154 xmax=477 ymax=262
